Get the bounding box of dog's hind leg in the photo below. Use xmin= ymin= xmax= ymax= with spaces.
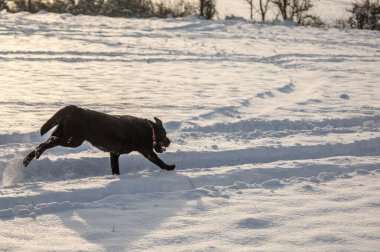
xmin=35 ymin=136 xmax=61 ymax=159
xmin=23 ymin=150 xmax=37 ymax=167
xmin=23 ymin=135 xmax=84 ymax=167
xmin=110 ymin=153 xmax=120 ymax=175
xmin=23 ymin=136 xmax=61 ymax=167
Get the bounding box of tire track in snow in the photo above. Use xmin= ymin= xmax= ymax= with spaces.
xmin=169 ymin=137 xmax=380 ymax=169
xmin=1 ymin=158 xmax=379 ymax=219
xmin=182 ymin=115 xmax=380 ymax=134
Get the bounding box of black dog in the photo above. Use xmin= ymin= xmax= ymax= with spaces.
xmin=23 ymin=105 xmax=175 ymax=175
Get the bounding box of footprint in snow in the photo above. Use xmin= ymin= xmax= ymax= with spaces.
xmin=277 ymin=83 xmax=295 ymax=94
xmin=237 ymin=218 xmax=273 ymax=229
xmin=256 ymin=91 xmax=274 ymax=99
xmin=260 ymin=179 xmax=284 ymax=189
xmin=302 ymin=184 xmax=314 ymax=192
xmin=340 ymin=94 xmax=350 ymax=100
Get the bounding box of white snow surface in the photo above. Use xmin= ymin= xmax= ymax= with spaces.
xmin=0 ymin=11 xmax=380 ymax=251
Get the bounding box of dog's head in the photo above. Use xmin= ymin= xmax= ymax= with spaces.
xmin=152 ymin=117 xmax=171 ymax=153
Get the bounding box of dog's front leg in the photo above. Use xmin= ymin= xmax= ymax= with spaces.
xmin=110 ymin=153 xmax=120 ymax=175
xmin=140 ymin=150 xmax=175 ymax=171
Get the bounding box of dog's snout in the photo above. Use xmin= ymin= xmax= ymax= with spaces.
xmin=163 ymin=137 xmax=171 ymax=147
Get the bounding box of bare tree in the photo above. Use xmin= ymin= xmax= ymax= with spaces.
xmin=257 ymin=0 xmax=270 ymax=21
xmin=244 ymin=0 xmax=254 ymax=19
xmin=272 ymin=0 xmax=289 ymax=20
xmin=293 ymin=0 xmax=313 ymax=23
xmin=244 ymin=0 xmax=270 ymax=21
xmin=271 ymin=0 xmax=313 ymax=23
xmin=200 ymin=0 xmax=206 ymax=17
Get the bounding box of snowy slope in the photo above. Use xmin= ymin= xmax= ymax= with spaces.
xmin=0 ymin=11 xmax=379 ymax=251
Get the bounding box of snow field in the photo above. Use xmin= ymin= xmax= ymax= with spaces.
xmin=0 ymin=11 xmax=379 ymax=251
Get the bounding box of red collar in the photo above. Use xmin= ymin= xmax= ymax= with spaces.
xmin=148 ymin=121 xmax=157 ymax=145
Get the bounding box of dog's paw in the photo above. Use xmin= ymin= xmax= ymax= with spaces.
xmin=164 ymin=165 xmax=175 ymax=171
xmin=23 ymin=157 xmax=30 ymax=167
xmin=23 ymin=151 xmax=36 ymax=167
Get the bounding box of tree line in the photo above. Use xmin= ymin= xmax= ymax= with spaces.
xmin=0 ymin=0 xmax=379 ymax=30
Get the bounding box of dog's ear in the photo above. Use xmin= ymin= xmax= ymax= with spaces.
xmin=154 ymin=117 xmax=163 ymax=126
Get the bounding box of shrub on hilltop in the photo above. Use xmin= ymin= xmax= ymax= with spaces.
xmin=1 ymin=0 xmax=197 ymax=18
xmin=348 ymin=0 xmax=380 ymax=30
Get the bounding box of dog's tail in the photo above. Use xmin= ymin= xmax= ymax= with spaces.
xmin=40 ymin=105 xmax=76 ymax=136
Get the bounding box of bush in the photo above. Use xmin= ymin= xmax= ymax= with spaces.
xmin=333 ymin=18 xmax=350 ymax=28
xmin=9 ymin=0 xmax=33 ymax=12
xmin=47 ymin=0 xmax=74 ymax=14
xmin=348 ymin=0 xmax=380 ymax=30
xmin=154 ymin=0 xmax=196 ymax=18
xmin=0 ymin=0 xmax=8 ymax=11
xmin=72 ymin=0 xmax=104 ymax=16
xmin=199 ymin=0 xmax=217 ymax=19
xmin=100 ymin=0 xmax=154 ymax=17
xmin=300 ymin=14 xmax=325 ymax=27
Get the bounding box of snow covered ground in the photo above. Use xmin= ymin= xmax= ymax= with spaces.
xmin=0 ymin=10 xmax=379 ymax=251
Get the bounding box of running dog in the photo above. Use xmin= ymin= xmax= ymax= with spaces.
xmin=23 ymin=105 xmax=175 ymax=175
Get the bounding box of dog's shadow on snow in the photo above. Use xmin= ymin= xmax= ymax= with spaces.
xmin=54 ymin=170 xmax=195 ymax=250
